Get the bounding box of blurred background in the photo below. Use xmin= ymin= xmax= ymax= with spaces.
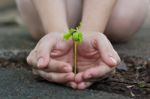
xmin=0 ymin=0 xmax=150 ymax=30
xmin=0 ymin=0 xmax=23 ymax=27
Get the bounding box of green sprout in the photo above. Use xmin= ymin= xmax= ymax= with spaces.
xmin=63 ymin=24 xmax=83 ymax=74
xmin=64 ymin=28 xmax=83 ymax=43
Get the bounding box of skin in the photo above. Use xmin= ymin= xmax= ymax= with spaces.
xmin=16 ymin=0 xmax=149 ymax=89
xmin=74 ymin=32 xmax=120 ymax=89
xmin=27 ymin=32 xmax=75 ymax=84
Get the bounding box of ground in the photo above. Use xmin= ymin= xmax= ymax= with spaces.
xmin=0 ymin=6 xmax=150 ymax=99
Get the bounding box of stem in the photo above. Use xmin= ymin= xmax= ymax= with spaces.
xmin=73 ymin=41 xmax=78 ymax=74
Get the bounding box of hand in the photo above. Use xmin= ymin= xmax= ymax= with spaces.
xmin=74 ymin=32 xmax=121 ymax=89
xmin=27 ymin=32 xmax=76 ymax=86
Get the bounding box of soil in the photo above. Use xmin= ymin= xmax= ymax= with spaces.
xmin=0 ymin=56 xmax=150 ymax=98
xmin=90 ymin=56 xmax=150 ymax=98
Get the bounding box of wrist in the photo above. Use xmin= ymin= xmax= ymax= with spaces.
xmin=45 ymin=26 xmax=69 ymax=34
xmin=80 ymin=22 xmax=105 ymax=33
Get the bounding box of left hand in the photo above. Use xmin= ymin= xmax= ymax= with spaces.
xmin=27 ymin=32 xmax=75 ymax=87
xmin=74 ymin=32 xmax=121 ymax=89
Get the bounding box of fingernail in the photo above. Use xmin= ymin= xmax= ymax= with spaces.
xmin=37 ymin=58 xmax=44 ymax=67
xmin=110 ymin=57 xmax=117 ymax=65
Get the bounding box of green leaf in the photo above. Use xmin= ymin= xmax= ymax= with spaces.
xmin=63 ymin=32 xmax=72 ymax=40
xmin=72 ymin=31 xmax=83 ymax=43
xmin=69 ymin=28 xmax=76 ymax=34
xmin=63 ymin=26 xmax=83 ymax=43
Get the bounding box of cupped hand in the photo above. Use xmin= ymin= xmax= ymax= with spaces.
xmin=27 ymin=32 xmax=76 ymax=86
xmin=27 ymin=32 xmax=121 ymax=90
xmin=74 ymin=32 xmax=121 ymax=89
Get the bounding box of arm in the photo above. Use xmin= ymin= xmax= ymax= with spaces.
xmin=80 ymin=0 xmax=117 ymax=32
xmin=32 ymin=0 xmax=68 ymax=33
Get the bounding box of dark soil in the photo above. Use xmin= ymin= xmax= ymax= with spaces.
xmin=0 ymin=59 xmax=30 ymax=70
xmin=89 ymin=56 xmax=150 ymax=98
xmin=0 ymin=56 xmax=150 ymax=98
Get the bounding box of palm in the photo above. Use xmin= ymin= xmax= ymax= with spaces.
xmin=50 ymin=38 xmax=73 ymax=67
xmin=77 ymin=34 xmax=103 ymax=73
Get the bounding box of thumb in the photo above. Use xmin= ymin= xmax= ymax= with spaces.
xmin=101 ymin=52 xmax=117 ymax=67
xmin=97 ymin=33 xmax=118 ymax=67
xmin=37 ymin=57 xmax=49 ymax=69
xmin=37 ymin=38 xmax=55 ymax=69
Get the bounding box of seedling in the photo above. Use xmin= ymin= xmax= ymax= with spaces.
xmin=63 ymin=25 xmax=83 ymax=74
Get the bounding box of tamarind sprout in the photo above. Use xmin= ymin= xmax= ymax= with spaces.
xmin=63 ymin=28 xmax=76 ymax=40
xmin=64 ymin=32 xmax=72 ymax=40
xmin=72 ymin=32 xmax=83 ymax=43
xmin=63 ymin=28 xmax=83 ymax=43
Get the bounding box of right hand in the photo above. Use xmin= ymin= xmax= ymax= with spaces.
xmin=74 ymin=32 xmax=121 ymax=89
xmin=27 ymin=32 xmax=76 ymax=87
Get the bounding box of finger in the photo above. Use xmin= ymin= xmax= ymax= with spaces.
xmin=66 ymin=82 xmax=77 ymax=89
xmin=44 ymin=59 xmax=72 ymax=73
xmin=36 ymin=70 xmax=75 ymax=83
xmin=36 ymin=38 xmax=55 ymax=69
xmin=77 ymin=82 xmax=92 ymax=90
xmin=75 ymin=72 xmax=84 ymax=83
xmin=84 ymin=69 xmax=116 ymax=82
xmin=82 ymin=63 xmax=114 ymax=80
xmin=97 ymin=33 xmax=120 ymax=67
xmin=26 ymin=50 xmax=38 ymax=68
